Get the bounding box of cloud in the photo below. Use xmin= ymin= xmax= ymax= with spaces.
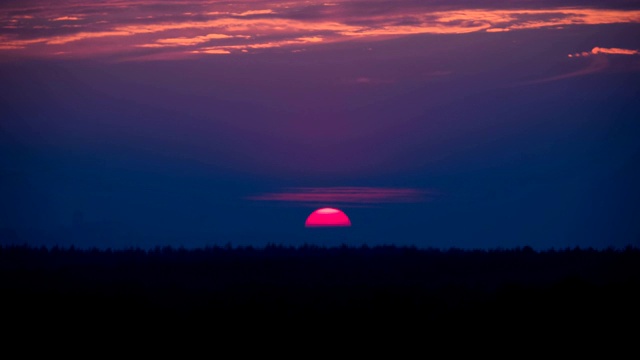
xmin=247 ymin=187 xmax=433 ymax=205
xmin=523 ymin=55 xmax=611 ymax=84
xmin=340 ymin=23 xmax=492 ymax=37
xmin=345 ymin=76 xmax=395 ymax=85
xmin=192 ymin=36 xmax=326 ymax=53
xmin=1 ymin=1 xmax=639 ymax=59
xmin=0 ymin=35 xmax=47 ymax=49
xmin=233 ymin=10 xmax=276 ymax=17
xmin=568 ymin=46 xmax=640 ymax=57
xmin=296 ymin=36 xmax=324 ymax=43
xmin=50 ymin=16 xmax=82 ymax=21
xmin=138 ymin=33 xmax=235 ymax=47
xmin=591 ymin=46 xmax=640 ymax=55
xmin=45 ymin=30 xmax=135 ymax=45
xmin=486 ymin=28 xmax=509 ymax=32
xmin=191 ymin=48 xmax=230 ymax=54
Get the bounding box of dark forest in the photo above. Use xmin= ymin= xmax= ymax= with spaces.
xmin=3 ymin=244 xmax=639 ymax=338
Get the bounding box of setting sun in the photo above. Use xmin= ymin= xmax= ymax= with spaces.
xmin=305 ymin=208 xmax=352 ymax=227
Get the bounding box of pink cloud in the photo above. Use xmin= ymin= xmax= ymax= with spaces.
xmin=191 ymin=36 xmax=326 ymax=54
xmin=234 ymin=10 xmax=275 ymax=17
xmin=50 ymin=16 xmax=82 ymax=21
xmin=591 ymin=47 xmax=639 ymax=55
xmin=247 ymin=187 xmax=433 ymax=204
xmin=0 ymin=35 xmax=48 ymax=49
xmin=568 ymin=46 xmax=640 ymax=58
xmin=191 ymin=48 xmax=230 ymax=54
xmin=1 ymin=2 xmax=639 ymax=60
xmin=486 ymin=28 xmax=509 ymax=32
xmin=138 ymin=33 xmax=235 ymax=47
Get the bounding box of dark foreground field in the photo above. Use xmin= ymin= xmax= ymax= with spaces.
xmin=2 ymin=244 xmax=639 ymax=340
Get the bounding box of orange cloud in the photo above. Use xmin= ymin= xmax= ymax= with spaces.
xmin=436 ymin=8 xmax=640 ymax=31
xmin=296 ymin=36 xmax=323 ymax=43
xmin=193 ymin=36 xmax=325 ymax=53
xmin=46 ymin=30 xmax=134 ymax=45
xmin=37 ymin=18 xmax=357 ymax=46
xmin=591 ymin=47 xmax=639 ymax=55
xmin=192 ymin=48 xmax=230 ymax=54
xmin=233 ymin=10 xmax=275 ymax=17
xmin=51 ymin=16 xmax=82 ymax=21
xmin=1 ymin=2 xmax=639 ymax=60
xmin=486 ymin=28 xmax=509 ymax=32
xmin=568 ymin=47 xmax=640 ymax=57
xmin=0 ymin=36 xmax=48 ymax=49
xmin=341 ymin=23 xmax=491 ymax=37
xmin=140 ymin=33 xmax=235 ymax=47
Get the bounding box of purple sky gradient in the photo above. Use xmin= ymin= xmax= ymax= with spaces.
xmin=2 ymin=1 xmax=639 ymax=250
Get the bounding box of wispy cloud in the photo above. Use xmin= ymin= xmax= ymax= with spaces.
xmin=0 ymin=35 xmax=47 ymax=49
xmin=1 ymin=1 xmax=639 ymax=60
xmin=248 ymin=187 xmax=433 ymax=205
xmin=50 ymin=16 xmax=82 ymax=21
xmin=45 ymin=30 xmax=135 ymax=45
xmin=524 ymin=54 xmax=611 ymax=84
xmin=138 ymin=33 xmax=236 ymax=48
xmin=568 ymin=46 xmax=640 ymax=57
xmin=191 ymin=48 xmax=230 ymax=55
xmin=233 ymin=10 xmax=276 ymax=17
xmin=191 ymin=36 xmax=325 ymax=53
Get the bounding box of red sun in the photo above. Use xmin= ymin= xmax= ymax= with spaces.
xmin=305 ymin=207 xmax=352 ymax=227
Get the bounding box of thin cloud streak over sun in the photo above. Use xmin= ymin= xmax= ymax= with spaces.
xmin=248 ymin=187 xmax=434 ymax=206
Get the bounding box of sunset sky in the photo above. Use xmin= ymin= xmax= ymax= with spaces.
xmin=1 ymin=0 xmax=639 ymax=250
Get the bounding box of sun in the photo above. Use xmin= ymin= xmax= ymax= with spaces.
xmin=305 ymin=207 xmax=352 ymax=227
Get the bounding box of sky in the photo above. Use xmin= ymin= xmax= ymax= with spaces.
xmin=1 ymin=0 xmax=639 ymax=250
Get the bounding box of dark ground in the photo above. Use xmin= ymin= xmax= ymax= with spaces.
xmin=2 ymin=244 xmax=639 ymax=344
